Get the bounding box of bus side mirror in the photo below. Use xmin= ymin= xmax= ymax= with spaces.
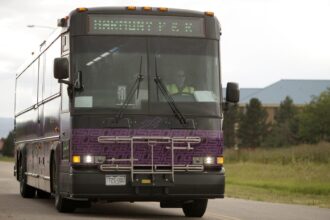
xmin=54 ymin=57 xmax=69 ymax=80
xmin=226 ymin=82 xmax=240 ymax=103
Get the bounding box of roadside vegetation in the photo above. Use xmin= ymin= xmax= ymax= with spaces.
xmin=0 ymin=156 xmax=14 ymax=162
xmin=225 ymin=142 xmax=330 ymax=164
xmin=224 ymin=88 xmax=330 ymax=148
xmin=1 ymin=130 xmax=14 ymax=158
xmin=223 ymin=88 xmax=330 ymax=207
xmin=224 ymin=143 xmax=330 ymax=208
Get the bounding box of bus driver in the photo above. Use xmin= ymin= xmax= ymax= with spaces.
xmin=166 ymin=70 xmax=195 ymax=95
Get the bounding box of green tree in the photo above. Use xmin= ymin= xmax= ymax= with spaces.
xmin=223 ymin=104 xmax=239 ymax=147
xmin=275 ymin=96 xmax=298 ymax=124
xmin=298 ymin=88 xmax=330 ymax=143
xmin=263 ymin=96 xmax=299 ymax=147
xmin=3 ymin=131 xmax=14 ymax=157
xmin=238 ymin=98 xmax=268 ymax=147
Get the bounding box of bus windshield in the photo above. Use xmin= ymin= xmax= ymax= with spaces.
xmin=73 ymin=36 xmax=221 ymax=116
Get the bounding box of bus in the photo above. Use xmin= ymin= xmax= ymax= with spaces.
xmin=14 ymin=6 xmax=239 ymax=217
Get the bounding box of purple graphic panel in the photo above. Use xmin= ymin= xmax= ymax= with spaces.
xmin=72 ymin=129 xmax=223 ymax=165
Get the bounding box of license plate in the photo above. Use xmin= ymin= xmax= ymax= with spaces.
xmin=105 ymin=175 xmax=126 ymax=186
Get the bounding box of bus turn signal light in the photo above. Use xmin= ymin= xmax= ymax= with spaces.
xmin=76 ymin=8 xmax=88 ymax=12
xmin=158 ymin=7 xmax=168 ymax=12
xmin=127 ymin=6 xmax=137 ymax=11
xmin=72 ymin=155 xmax=81 ymax=163
xmin=217 ymin=156 xmax=224 ymax=165
xmin=205 ymin=11 xmax=214 ymax=17
xmin=143 ymin=6 xmax=152 ymax=11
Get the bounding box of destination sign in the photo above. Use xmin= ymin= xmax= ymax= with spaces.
xmin=88 ymin=15 xmax=205 ymax=37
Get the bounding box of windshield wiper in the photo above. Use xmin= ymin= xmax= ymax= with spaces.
xmin=115 ymin=56 xmax=144 ymax=122
xmin=153 ymin=57 xmax=187 ymax=125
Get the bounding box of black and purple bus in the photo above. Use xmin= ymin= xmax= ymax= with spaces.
xmin=14 ymin=7 xmax=239 ymax=217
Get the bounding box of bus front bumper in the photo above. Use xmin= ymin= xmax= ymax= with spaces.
xmin=62 ymin=169 xmax=225 ymax=201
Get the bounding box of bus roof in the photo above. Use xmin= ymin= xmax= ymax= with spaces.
xmin=68 ymin=7 xmax=214 ymax=18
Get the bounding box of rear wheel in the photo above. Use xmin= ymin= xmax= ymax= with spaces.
xmin=52 ymin=157 xmax=76 ymax=213
xmin=182 ymin=199 xmax=208 ymax=217
xmin=19 ymin=157 xmax=36 ymax=198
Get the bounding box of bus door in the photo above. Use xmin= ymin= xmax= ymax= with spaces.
xmin=60 ymin=34 xmax=71 ymax=168
xmin=60 ymin=81 xmax=70 ymax=163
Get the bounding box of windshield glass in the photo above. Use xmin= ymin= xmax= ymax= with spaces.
xmin=73 ymin=36 xmax=148 ymax=110
xmin=150 ymin=37 xmax=220 ymax=103
xmin=73 ymin=36 xmax=221 ymax=116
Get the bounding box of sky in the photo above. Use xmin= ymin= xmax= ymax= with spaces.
xmin=0 ymin=0 xmax=329 ymax=118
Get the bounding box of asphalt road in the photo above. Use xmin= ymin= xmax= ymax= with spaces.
xmin=1 ymin=161 xmax=329 ymax=220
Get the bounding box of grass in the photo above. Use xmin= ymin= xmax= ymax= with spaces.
xmin=0 ymin=156 xmax=14 ymax=162
xmin=224 ymin=142 xmax=330 ymax=164
xmin=224 ymin=142 xmax=330 ymax=208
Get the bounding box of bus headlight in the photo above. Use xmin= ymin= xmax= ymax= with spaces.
xmin=192 ymin=157 xmax=203 ymax=165
xmin=193 ymin=156 xmax=215 ymax=165
xmin=83 ymin=155 xmax=94 ymax=164
xmin=80 ymin=155 xmax=106 ymax=164
xmin=204 ymin=157 xmax=215 ymax=165
xmin=94 ymin=156 xmax=106 ymax=164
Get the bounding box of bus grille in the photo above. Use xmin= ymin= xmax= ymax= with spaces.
xmin=97 ymin=135 xmax=201 ymax=182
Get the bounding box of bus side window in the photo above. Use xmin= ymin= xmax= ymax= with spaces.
xmin=16 ymin=62 xmax=38 ymax=113
xmin=44 ymin=38 xmax=61 ymax=99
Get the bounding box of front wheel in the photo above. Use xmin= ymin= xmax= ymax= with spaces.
xmin=52 ymin=157 xmax=76 ymax=213
xmin=182 ymin=199 xmax=208 ymax=217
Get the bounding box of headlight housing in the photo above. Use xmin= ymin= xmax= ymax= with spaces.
xmin=72 ymin=155 xmax=106 ymax=164
xmin=192 ymin=156 xmax=224 ymax=166
xmin=193 ymin=156 xmax=215 ymax=165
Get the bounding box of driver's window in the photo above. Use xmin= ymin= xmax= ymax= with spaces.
xmin=150 ymin=38 xmax=220 ymax=103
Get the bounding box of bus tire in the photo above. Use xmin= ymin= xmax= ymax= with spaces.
xmin=182 ymin=199 xmax=208 ymax=217
xmin=52 ymin=157 xmax=75 ymax=213
xmin=19 ymin=157 xmax=36 ymax=198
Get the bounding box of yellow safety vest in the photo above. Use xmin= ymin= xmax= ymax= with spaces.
xmin=166 ymin=84 xmax=194 ymax=95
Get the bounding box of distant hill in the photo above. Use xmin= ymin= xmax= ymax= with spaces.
xmin=0 ymin=117 xmax=14 ymax=138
